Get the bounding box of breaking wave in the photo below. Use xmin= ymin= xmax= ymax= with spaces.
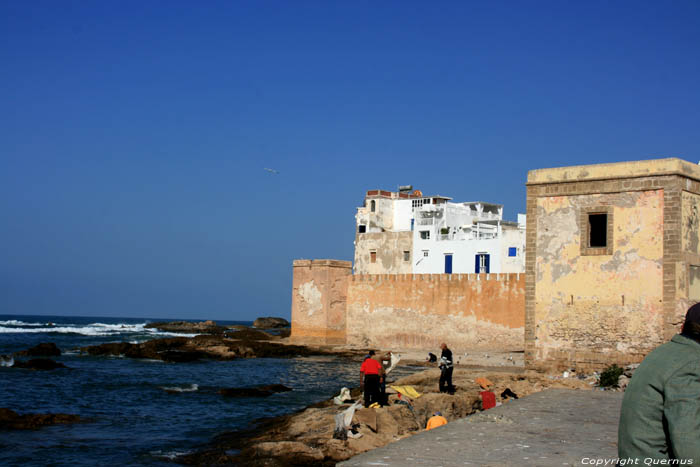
xmin=0 ymin=322 xmax=197 ymax=337
xmin=160 ymin=384 xmax=199 ymax=393
xmin=0 ymin=355 xmax=14 ymax=367
xmin=0 ymin=320 xmax=46 ymax=327
xmin=150 ymin=450 xmax=193 ymax=460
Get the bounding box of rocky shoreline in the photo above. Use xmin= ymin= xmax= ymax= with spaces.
xmin=178 ymin=359 xmax=596 ymax=466
xmin=78 ymin=334 xmax=351 ymax=362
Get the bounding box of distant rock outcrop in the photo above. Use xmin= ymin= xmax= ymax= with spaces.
xmin=219 ymin=384 xmax=292 ymax=398
xmin=0 ymin=408 xmax=81 ymax=430
xmin=224 ymin=328 xmax=276 ymax=341
xmin=253 ymin=317 xmax=290 ymax=329
xmin=79 ymin=335 xmax=340 ymax=362
xmin=12 ymin=359 xmax=68 ymax=370
xmin=14 ymin=343 xmax=61 ymax=357
xmin=144 ymin=320 xmax=227 ymax=334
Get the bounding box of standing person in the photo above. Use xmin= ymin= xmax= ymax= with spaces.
xmin=438 ymin=343 xmax=455 ymax=394
xmin=360 ymin=350 xmax=383 ymax=408
xmin=618 ymin=304 xmax=700 ymax=463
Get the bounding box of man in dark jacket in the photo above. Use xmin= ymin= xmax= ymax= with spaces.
xmin=618 ymin=304 xmax=700 ymax=463
xmin=438 ymin=343 xmax=455 ymax=394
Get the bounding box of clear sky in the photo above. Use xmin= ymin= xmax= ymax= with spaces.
xmin=1 ymin=1 xmax=699 ymax=320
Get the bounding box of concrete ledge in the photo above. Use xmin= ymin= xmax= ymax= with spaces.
xmin=293 ymin=259 xmax=352 ymax=268
xmin=527 ymin=157 xmax=700 ymax=185
xmin=340 ymin=388 xmax=623 ymax=467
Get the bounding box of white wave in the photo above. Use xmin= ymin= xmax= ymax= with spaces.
xmin=151 ymin=450 xmax=192 ymax=460
xmin=160 ymin=384 xmax=199 ymax=393
xmin=0 ymin=355 xmax=14 ymax=367
xmin=0 ymin=325 xmax=132 ymax=336
xmin=0 ymin=320 xmax=200 ymax=337
xmin=0 ymin=320 xmax=46 ymax=326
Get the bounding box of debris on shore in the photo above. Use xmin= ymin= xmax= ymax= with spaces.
xmin=179 ymin=362 xmax=594 ymax=466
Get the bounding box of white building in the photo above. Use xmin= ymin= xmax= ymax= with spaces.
xmin=354 ymin=188 xmax=525 ymax=275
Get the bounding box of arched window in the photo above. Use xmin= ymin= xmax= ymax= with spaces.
xmin=370 ymin=200 xmax=376 ymax=212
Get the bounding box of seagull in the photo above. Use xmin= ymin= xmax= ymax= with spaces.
xmin=263 ymin=168 xmax=280 ymax=174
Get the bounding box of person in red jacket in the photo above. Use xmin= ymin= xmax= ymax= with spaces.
xmin=360 ymin=350 xmax=384 ymax=408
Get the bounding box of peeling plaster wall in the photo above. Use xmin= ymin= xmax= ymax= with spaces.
xmin=354 ymin=231 xmax=412 ymax=274
xmin=290 ymin=259 xmax=352 ymax=344
xmin=682 ymin=191 xmax=700 ymax=255
xmin=346 ymin=273 xmax=525 ymax=352
xmin=533 ymin=190 xmax=664 ymax=369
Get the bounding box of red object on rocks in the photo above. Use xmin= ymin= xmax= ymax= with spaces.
xmin=480 ymin=391 xmax=496 ymax=410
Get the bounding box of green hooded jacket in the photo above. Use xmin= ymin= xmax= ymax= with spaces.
xmin=618 ymin=334 xmax=700 ymax=462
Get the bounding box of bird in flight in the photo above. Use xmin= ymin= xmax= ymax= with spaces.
xmin=263 ymin=168 xmax=280 ymax=174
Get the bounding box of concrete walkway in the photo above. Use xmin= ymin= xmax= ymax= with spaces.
xmin=339 ymin=388 xmax=623 ymax=467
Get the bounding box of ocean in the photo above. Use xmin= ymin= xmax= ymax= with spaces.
xmin=0 ymin=314 xmax=411 ymax=466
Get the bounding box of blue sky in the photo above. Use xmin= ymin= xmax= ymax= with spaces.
xmin=1 ymin=1 xmax=699 ymax=320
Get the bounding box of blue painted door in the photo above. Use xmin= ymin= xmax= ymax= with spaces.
xmin=475 ymin=254 xmax=490 ymax=273
xmin=444 ymin=254 xmax=453 ymax=274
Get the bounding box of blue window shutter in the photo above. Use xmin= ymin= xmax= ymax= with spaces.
xmin=508 ymin=247 xmax=517 ymax=257
xmin=485 ymin=254 xmax=490 ymax=273
xmin=475 ymin=255 xmax=480 ymax=273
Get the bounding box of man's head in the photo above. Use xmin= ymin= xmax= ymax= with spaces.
xmin=368 ymin=350 xmax=375 ymax=356
xmin=433 ymin=411 xmax=442 ymax=417
xmin=682 ymin=303 xmax=700 ymax=337
xmin=440 ymin=343 xmax=447 ymax=350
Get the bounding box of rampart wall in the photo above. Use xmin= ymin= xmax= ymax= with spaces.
xmin=346 ymin=273 xmax=525 ymax=352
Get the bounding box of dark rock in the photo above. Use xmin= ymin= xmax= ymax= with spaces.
xmin=144 ymin=320 xmax=227 ymax=334
xmin=14 ymin=342 xmax=61 ymax=357
xmin=253 ymin=317 xmax=290 ymax=329
xmin=0 ymin=408 xmax=81 ymax=430
xmin=224 ymin=328 xmax=275 ymax=341
xmin=12 ymin=359 xmax=67 ymax=370
xmin=79 ymin=334 xmax=348 ymax=363
xmin=219 ymin=384 xmax=292 ymax=398
xmin=159 ymin=350 xmax=208 ymax=363
xmin=80 ymin=338 xmax=191 ymax=360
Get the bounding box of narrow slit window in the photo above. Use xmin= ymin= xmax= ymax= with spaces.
xmin=403 ymin=251 xmax=410 ymax=262
xmin=589 ymin=213 xmax=608 ymax=247
xmin=370 ymin=251 xmax=377 ymax=263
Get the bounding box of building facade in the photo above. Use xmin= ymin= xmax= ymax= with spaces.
xmin=525 ymin=158 xmax=700 ymax=371
xmin=354 ymin=189 xmax=526 ymax=275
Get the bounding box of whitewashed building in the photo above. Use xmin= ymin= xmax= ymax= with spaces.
xmin=354 ymin=188 xmax=525 ymax=275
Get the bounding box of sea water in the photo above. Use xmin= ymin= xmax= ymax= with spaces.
xmin=0 ymin=314 xmax=415 ymax=466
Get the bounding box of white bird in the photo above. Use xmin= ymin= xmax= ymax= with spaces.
xmin=263 ymin=168 xmax=280 ymax=174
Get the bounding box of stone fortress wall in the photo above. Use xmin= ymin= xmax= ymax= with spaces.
xmin=346 ymin=273 xmax=524 ymax=351
xmin=291 ymin=159 xmax=700 ymax=372
xmin=291 ymin=258 xmax=524 ymax=352
xmin=526 ymin=158 xmax=700 ymax=371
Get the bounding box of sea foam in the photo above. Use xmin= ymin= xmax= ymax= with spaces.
xmin=0 ymin=355 xmax=14 ymax=367
xmin=0 ymin=320 xmax=45 ymax=327
xmin=160 ymin=384 xmax=199 ymax=393
xmin=0 ymin=322 xmax=198 ymax=337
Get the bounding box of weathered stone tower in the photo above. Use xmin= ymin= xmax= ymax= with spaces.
xmin=289 ymin=259 xmax=352 ymax=344
xmin=525 ymin=158 xmax=700 ymax=370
